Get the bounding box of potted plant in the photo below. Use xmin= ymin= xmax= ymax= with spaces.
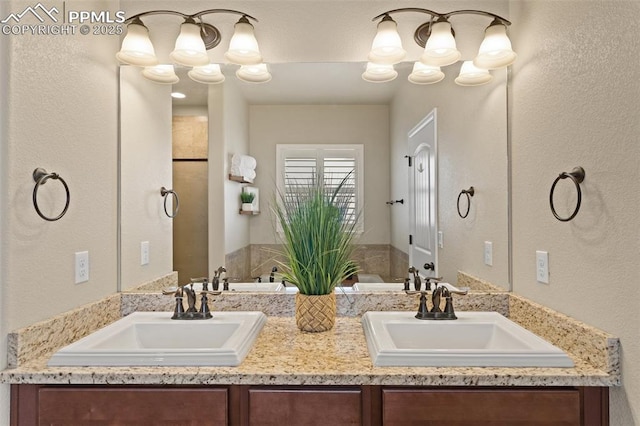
xmin=240 ymin=191 xmax=255 ymax=212
xmin=273 ymin=173 xmax=360 ymax=332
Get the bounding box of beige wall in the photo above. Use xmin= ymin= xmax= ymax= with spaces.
xmin=223 ymin=80 xmax=251 ymax=256
xmin=390 ymin=72 xmax=509 ymax=287
xmin=0 ymin=1 xmax=8 ymax=419
xmin=510 ymin=1 xmax=640 ymax=424
xmin=248 ymin=105 xmax=390 ymax=245
xmin=207 ymin=81 xmax=251 ymax=273
xmin=120 ymin=66 xmax=173 ymax=290
xmin=0 ymin=0 xmax=120 ymax=421
xmin=207 ymin=85 xmax=226 ymax=272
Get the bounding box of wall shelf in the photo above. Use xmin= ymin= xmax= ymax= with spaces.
xmin=229 ymin=174 xmax=254 ymax=184
xmin=239 ymin=210 xmax=260 ymax=215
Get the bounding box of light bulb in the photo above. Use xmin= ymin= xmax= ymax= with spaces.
xmin=408 ymin=62 xmax=444 ymax=84
xmin=225 ymin=16 xmax=262 ymax=65
xmin=170 ymin=19 xmax=210 ymax=67
xmin=473 ymin=20 xmax=517 ymax=69
xmin=236 ymin=63 xmax=271 ymax=83
xmin=368 ymin=15 xmax=406 ymax=65
xmin=116 ymin=19 xmax=158 ymax=66
xmin=455 ymin=61 xmax=492 ymax=86
xmin=361 ymin=62 xmax=397 ymax=83
xmin=421 ymin=19 xmax=461 ymax=67
xmin=141 ymin=64 xmax=179 ymax=84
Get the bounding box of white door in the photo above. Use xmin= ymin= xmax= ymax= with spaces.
xmin=408 ymin=110 xmax=438 ymax=278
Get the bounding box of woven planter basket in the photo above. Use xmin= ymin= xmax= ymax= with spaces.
xmin=295 ymin=292 xmax=336 ymax=332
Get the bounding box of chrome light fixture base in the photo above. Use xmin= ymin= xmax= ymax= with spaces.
xmin=200 ymin=23 xmax=221 ymax=50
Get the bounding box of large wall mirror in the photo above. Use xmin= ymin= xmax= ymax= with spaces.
xmin=118 ymin=0 xmax=510 ymax=292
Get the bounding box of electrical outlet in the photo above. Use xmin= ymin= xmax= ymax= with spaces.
xmin=536 ymin=250 xmax=549 ymax=284
xmin=75 ymin=251 xmax=89 ymax=284
xmin=141 ymin=241 xmax=150 ymax=265
xmin=438 ymin=231 xmax=444 ymax=248
xmin=484 ymin=241 xmax=493 ymax=266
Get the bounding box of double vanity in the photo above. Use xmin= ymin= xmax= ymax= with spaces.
xmin=3 ymin=275 xmax=619 ymax=425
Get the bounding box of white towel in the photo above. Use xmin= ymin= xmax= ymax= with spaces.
xmin=231 ymin=154 xmax=256 ymax=173
xmin=239 ymin=155 xmax=256 ymax=170
xmin=242 ymin=169 xmax=256 ymax=180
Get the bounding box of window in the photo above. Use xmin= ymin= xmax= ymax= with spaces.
xmin=276 ymin=144 xmax=364 ymax=232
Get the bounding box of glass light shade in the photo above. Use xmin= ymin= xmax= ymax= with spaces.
xmin=455 ymin=61 xmax=492 ymax=86
xmin=170 ymin=21 xmax=210 ymax=67
xmin=188 ymin=64 xmax=226 ymax=84
xmin=362 ymin=62 xmax=397 ymax=83
xmin=236 ymin=63 xmax=271 ymax=83
xmin=408 ymin=62 xmax=444 ymax=85
xmin=116 ymin=21 xmax=158 ymax=66
xmin=141 ymin=64 xmax=179 ymax=84
xmin=421 ymin=20 xmax=461 ymax=67
xmin=473 ymin=21 xmax=517 ymax=69
xmin=368 ymin=16 xmax=406 ymax=65
xmin=225 ymin=18 xmax=262 ymax=65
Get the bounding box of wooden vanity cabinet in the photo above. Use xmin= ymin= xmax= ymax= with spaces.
xmin=243 ymin=386 xmax=367 ymax=425
xmin=11 ymin=384 xmax=608 ymax=426
xmin=11 ymin=385 xmax=230 ymax=425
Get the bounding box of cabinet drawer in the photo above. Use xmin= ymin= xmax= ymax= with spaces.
xmin=38 ymin=387 xmax=228 ymax=425
xmin=382 ymin=388 xmax=581 ymax=425
xmin=248 ymin=388 xmax=362 ymax=426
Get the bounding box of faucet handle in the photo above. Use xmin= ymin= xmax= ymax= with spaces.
xmin=162 ymin=286 xmax=182 ymax=296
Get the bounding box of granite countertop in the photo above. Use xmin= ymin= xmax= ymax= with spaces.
xmin=1 ymin=309 xmax=619 ymax=387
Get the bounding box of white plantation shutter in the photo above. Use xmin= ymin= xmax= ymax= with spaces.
xmin=323 ymin=155 xmax=357 ymax=222
xmin=277 ymin=145 xmax=364 ymax=231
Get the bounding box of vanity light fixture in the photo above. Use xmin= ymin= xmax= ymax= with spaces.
xmin=455 ymin=61 xmax=493 ymax=86
xmin=142 ymin=64 xmax=179 ymax=84
xmin=117 ymin=9 xmax=270 ymax=85
xmin=236 ymin=63 xmax=272 ymax=83
xmin=367 ymin=14 xmax=406 ymax=64
xmin=366 ymin=8 xmax=516 ymax=86
xmin=361 ymin=62 xmax=398 ymax=83
xmin=189 ymin=64 xmax=226 ymax=84
xmin=408 ymin=62 xmax=445 ymax=85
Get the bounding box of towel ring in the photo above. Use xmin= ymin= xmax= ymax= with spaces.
xmin=457 ymin=186 xmax=474 ymax=218
xmin=160 ymin=187 xmax=180 ymax=218
xmin=549 ymin=167 xmax=585 ymax=222
xmin=32 ymin=168 xmax=70 ymax=221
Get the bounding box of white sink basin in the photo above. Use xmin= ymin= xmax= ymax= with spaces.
xmin=352 ymin=282 xmax=461 ymax=292
xmin=167 ymin=282 xmax=283 ymax=292
xmin=226 ymin=282 xmax=283 ymax=292
xmin=48 ymin=311 xmax=267 ymax=367
xmin=361 ymin=311 xmax=574 ymax=367
xmin=282 ymin=285 xmax=355 ymax=294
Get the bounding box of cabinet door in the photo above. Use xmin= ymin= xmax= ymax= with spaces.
xmin=248 ymin=388 xmax=362 ymax=426
xmin=38 ymin=387 xmax=228 ymax=425
xmin=382 ymin=388 xmax=581 ymax=425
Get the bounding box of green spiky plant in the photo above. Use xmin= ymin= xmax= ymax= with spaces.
xmin=240 ymin=191 xmax=255 ymax=203
xmin=273 ymin=173 xmax=360 ymax=295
